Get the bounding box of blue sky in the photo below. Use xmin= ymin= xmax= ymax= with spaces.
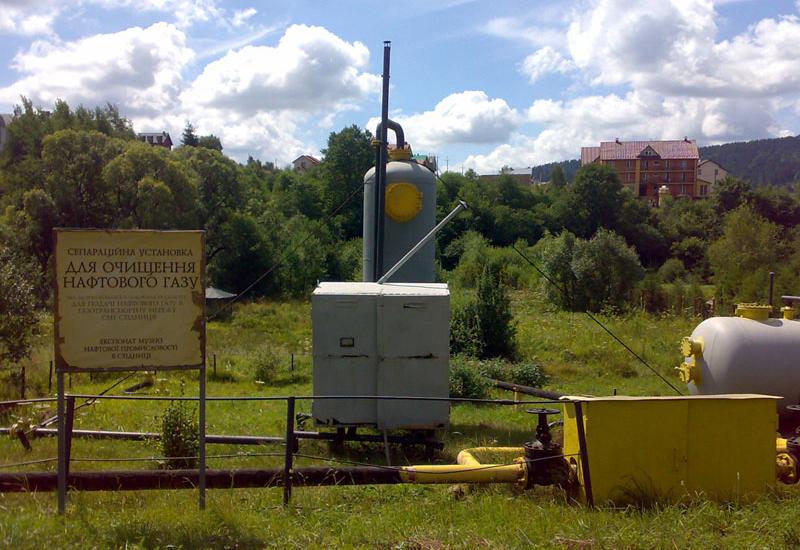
xmin=1 ymin=0 xmax=799 ymax=172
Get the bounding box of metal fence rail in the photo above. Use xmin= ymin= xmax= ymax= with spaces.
xmin=1 ymin=391 xmax=570 ymax=509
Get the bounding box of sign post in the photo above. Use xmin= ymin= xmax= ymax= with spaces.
xmin=53 ymin=229 xmax=206 ymax=513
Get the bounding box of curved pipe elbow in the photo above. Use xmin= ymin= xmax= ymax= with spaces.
xmin=375 ymin=119 xmax=405 ymax=151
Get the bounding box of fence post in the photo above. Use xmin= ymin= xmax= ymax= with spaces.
xmin=57 ymin=370 xmax=66 ymax=514
xmin=283 ymin=396 xmax=296 ymax=506
xmin=291 ymin=353 xmax=294 ymax=372
xmin=199 ymin=362 xmax=206 ymax=510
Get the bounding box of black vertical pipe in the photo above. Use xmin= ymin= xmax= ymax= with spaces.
xmin=64 ymin=396 xmax=75 ymax=479
xmin=57 ymin=370 xmax=65 ymax=514
xmin=374 ymin=41 xmax=391 ymax=281
xmin=573 ymin=401 xmax=593 ymax=507
xmin=283 ymin=396 xmax=296 ymax=506
xmin=199 ymin=362 xmax=206 ymax=510
xmin=769 ymin=271 xmax=775 ymax=309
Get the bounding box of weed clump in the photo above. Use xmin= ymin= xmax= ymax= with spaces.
xmin=160 ymin=389 xmax=199 ymax=469
xmin=252 ymin=349 xmax=280 ymax=383
xmin=449 ymin=356 xmax=491 ymax=399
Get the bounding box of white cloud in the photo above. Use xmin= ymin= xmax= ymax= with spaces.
xmin=92 ymin=0 xmax=224 ymax=28
xmin=181 ymin=24 xmax=379 ymax=115
xmin=0 ymin=22 xmax=381 ymax=163
xmin=0 ymin=22 xmax=193 ymax=117
xmin=366 ymin=91 xmax=521 ymax=152
xmin=465 ymin=90 xmax=786 ymax=172
xmin=0 ymin=0 xmax=59 ymax=35
xmin=483 ymin=16 xmax=566 ymax=48
xmin=521 ymin=47 xmax=575 ymax=83
xmin=463 ymin=0 xmax=800 ymax=170
xmin=566 ymin=0 xmax=800 ymax=99
xmin=232 ymin=7 xmax=257 ymax=27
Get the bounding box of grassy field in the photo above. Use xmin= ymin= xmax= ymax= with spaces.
xmin=2 ymin=291 xmax=800 ymax=548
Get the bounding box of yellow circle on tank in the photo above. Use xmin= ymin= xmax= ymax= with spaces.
xmin=385 ymin=182 xmax=423 ymax=222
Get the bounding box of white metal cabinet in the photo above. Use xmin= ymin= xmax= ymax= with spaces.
xmin=311 ymin=282 xmax=450 ymax=430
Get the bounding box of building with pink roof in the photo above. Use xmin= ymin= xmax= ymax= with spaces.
xmin=580 ymin=138 xmax=700 ymax=204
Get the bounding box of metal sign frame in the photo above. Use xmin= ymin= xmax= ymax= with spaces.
xmin=52 ymin=228 xmax=207 ymax=514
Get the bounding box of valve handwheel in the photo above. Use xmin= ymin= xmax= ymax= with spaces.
xmin=525 ymin=408 xmax=560 ymax=447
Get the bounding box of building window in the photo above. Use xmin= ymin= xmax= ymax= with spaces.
xmin=628 ymin=160 xmax=633 ymax=168
xmin=700 ymin=185 xmax=708 ymax=196
xmin=681 ymin=159 xmax=688 ymax=169
xmin=681 ymin=184 xmax=687 ymax=195
xmin=714 ymin=168 xmax=719 ymax=176
xmin=665 ymin=160 xmax=670 ymax=169
xmin=643 ymin=173 xmax=649 ymax=183
xmin=665 ymin=173 xmax=670 ymax=182
xmin=639 ymin=185 xmax=646 ymax=196
xmin=643 ymin=161 xmax=648 ymax=170
xmin=682 ymin=172 xmax=686 ymax=182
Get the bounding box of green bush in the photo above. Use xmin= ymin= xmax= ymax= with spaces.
xmin=449 ymin=356 xmax=491 ymax=399
xmin=450 ymin=263 xmax=518 ymax=360
xmin=160 ymin=395 xmax=198 ymax=469
xmin=252 ymin=349 xmax=280 ymax=383
xmin=658 ymin=258 xmax=687 ymax=283
xmin=450 ymin=306 xmax=485 ymax=358
xmin=508 ymin=362 xmax=548 ymax=387
xmin=475 ymin=358 xmax=509 ymax=380
xmin=473 ymin=358 xmax=548 ymax=388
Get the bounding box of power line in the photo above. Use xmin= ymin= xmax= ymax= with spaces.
xmin=207 ymin=181 xmax=365 ymax=321
xmin=510 ymin=243 xmax=682 ymax=395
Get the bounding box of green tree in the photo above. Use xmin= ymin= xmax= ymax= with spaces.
xmin=102 ymin=141 xmax=200 ymax=229
xmin=550 ymin=164 xmax=567 ymax=188
xmin=42 ymin=129 xmax=126 ymax=228
xmin=708 ymin=206 xmax=782 ymax=303
xmin=712 ymin=176 xmax=753 ymax=214
xmin=207 ymin=212 xmax=278 ymax=295
xmin=537 ymin=229 xmax=644 ymax=312
xmin=319 ymin=125 xmax=374 ymax=238
xmin=0 ymin=248 xmax=39 ymax=364
xmin=451 ymin=263 xmax=517 ymax=360
xmin=557 ymin=163 xmax=626 ymax=238
xmin=181 ymin=122 xmax=199 ymax=147
xmin=197 ymin=134 xmax=223 ymax=151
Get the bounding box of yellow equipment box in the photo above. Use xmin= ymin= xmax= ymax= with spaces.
xmin=562 ymin=395 xmax=778 ymax=505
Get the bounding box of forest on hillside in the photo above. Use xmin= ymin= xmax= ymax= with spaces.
xmin=2 ymin=99 xmax=800 ymax=334
xmin=533 ymin=135 xmax=800 ymax=188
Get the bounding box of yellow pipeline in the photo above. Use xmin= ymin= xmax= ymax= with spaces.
xmin=457 ymin=447 xmax=524 ymax=466
xmin=399 ymin=446 xmax=527 ymax=485
xmin=399 ymin=463 xmax=524 ymax=484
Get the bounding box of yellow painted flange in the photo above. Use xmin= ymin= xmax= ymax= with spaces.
xmin=680 ymin=336 xmax=703 ymax=357
xmin=385 ymin=182 xmax=423 ymax=222
xmin=735 ymin=303 xmax=771 ymax=321
xmin=676 ymin=361 xmax=701 ymax=384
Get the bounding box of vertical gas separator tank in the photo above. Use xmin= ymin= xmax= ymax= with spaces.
xmin=363 ymin=121 xmax=437 ymax=283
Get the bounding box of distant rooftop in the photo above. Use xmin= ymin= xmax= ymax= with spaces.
xmin=600 ymin=139 xmax=699 ymax=160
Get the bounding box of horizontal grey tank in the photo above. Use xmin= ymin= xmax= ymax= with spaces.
xmin=684 ymin=316 xmax=800 ymax=416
